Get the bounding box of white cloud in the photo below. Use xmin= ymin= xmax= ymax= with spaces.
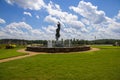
xmin=114 ymin=10 xmax=120 ymax=21
xmin=44 ymin=15 xmax=58 ymax=24
xmin=88 ymin=17 xmax=120 ymax=39
xmin=81 ymin=27 xmax=88 ymax=33
xmin=5 ymin=22 xmax=32 ymax=30
xmin=2 ymin=0 xmax=120 ymax=40
xmin=45 ymin=1 xmax=85 ymax=28
xmin=2 ymin=22 xmax=33 ymax=38
xmin=36 ymin=15 xmax=40 ymax=19
xmin=46 ymin=1 xmax=61 ymax=11
xmin=42 ymin=25 xmax=56 ymax=34
xmin=70 ymin=1 xmax=106 ymax=24
xmin=0 ymin=22 xmax=46 ymax=40
xmin=108 ymin=21 xmax=120 ymax=33
xmin=0 ymin=18 xmax=6 ymax=24
xmin=69 ymin=0 xmax=120 ymax=39
xmin=5 ymin=0 xmax=45 ymax=10
xmin=81 ymin=18 xmax=90 ymax=25
xmin=23 ymin=12 xmax=32 ymax=17
xmin=5 ymin=0 xmax=86 ymax=39
xmin=46 ymin=3 xmax=78 ymax=21
xmin=41 ymin=1 xmax=87 ymax=39
xmin=66 ymin=20 xmax=85 ymax=29
xmin=44 ymin=1 xmax=90 ymax=39
xmin=63 ymin=27 xmax=77 ymax=34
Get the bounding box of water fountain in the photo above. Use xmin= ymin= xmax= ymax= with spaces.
xmin=47 ymin=40 xmax=52 ymax=48
xmin=26 ymin=22 xmax=91 ymax=53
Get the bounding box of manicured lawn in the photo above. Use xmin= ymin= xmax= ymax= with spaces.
xmin=0 ymin=47 xmax=26 ymax=59
xmin=0 ymin=46 xmax=120 ymax=80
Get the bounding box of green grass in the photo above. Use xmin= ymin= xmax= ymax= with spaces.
xmin=0 ymin=47 xmax=27 ymax=59
xmin=0 ymin=45 xmax=120 ymax=80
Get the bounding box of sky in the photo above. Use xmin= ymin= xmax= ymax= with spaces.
xmin=0 ymin=0 xmax=120 ymax=40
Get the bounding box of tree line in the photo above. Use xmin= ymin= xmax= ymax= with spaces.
xmin=0 ymin=39 xmax=120 ymax=46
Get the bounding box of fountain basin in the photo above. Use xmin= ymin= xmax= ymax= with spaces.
xmin=26 ymin=46 xmax=91 ymax=53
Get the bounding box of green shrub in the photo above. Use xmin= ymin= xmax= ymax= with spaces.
xmin=6 ymin=44 xmax=16 ymax=49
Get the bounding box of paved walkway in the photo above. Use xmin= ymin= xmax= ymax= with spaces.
xmin=0 ymin=48 xmax=99 ymax=63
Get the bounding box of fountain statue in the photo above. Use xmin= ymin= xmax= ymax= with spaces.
xmin=55 ymin=22 xmax=63 ymax=47
xmin=56 ymin=22 xmax=61 ymax=41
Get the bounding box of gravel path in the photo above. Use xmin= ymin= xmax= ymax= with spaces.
xmin=0 ymin=48 xmax=99 ymax=63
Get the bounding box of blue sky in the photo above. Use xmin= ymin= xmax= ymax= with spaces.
xmin=0 ymin=0 xmax=120 ymax=40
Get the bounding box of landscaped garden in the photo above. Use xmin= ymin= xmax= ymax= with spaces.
xmin=0 ymin=45 xmax=120 ymax=80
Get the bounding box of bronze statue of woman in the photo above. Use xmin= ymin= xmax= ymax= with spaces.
xmin=56 ymin=22 xmax=61 ymax=41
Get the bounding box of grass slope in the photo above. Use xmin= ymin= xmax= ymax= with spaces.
xmin=0 ymin=47 xmax=26 ymax=59
xmin=0 ymin=46 xmax=120 ymax=80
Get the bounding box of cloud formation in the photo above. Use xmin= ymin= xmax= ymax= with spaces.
xmin=69 ymin=1 xmax=120 ymax=39
xmin=0 ymin=22 xmax=45 ymax=40
xmin=114 ymin=10 xmax=120 ymax=21
xmin=2 ymin=0 xmax=120 ymax=40
xmin=0 ymin=18 xmax=6 ymax=24
xmin=70 ymin=1 xmax=106 ymax=24
xmin=45 ymin=1 xmax=85 ymax=29
xmin=5 ymin=0 xmax=45 ymax=10
xmin=23 ymin=12 xmax=32 ymax=17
